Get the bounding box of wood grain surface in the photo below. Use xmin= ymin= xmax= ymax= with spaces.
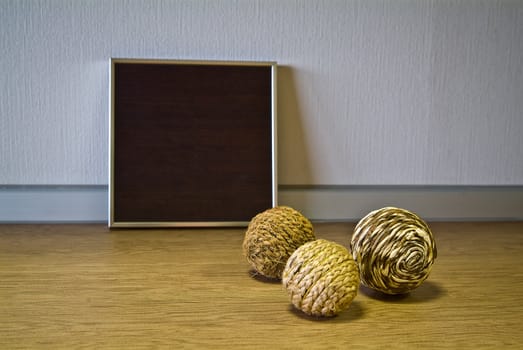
xmin=1 ymin=222 xmax=522 ymax=349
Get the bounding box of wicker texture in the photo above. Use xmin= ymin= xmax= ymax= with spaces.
xmin=243 ymin=206 xmax=315 ymax=279
xmin=282 ymin=239 xmax=360 ymax=317
xmin=350 ymin=207 xmax=437 ymax=295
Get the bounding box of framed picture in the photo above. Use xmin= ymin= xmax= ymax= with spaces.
xmin=109 ymin=59 xmax=277 ymax=227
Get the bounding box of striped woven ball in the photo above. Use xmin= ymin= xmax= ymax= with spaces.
xmin=350 ymin=207 xmax=437 ymax=295
xmin=282 ymin=239 xmax=360 ymax=317
xmin=243 ymin=206 xmax=315 ymax=279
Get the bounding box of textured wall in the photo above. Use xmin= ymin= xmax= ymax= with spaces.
xmin=1 ymin=0 xmax=522 ymax=185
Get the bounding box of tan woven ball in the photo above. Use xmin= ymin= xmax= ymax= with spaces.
xmin=350 ymin=207 xmax=437 ymax=295
xmin=282 ymin=239 xmax=360 ymax=317
xmin=243 ymin=206 xmax=315 ymax=279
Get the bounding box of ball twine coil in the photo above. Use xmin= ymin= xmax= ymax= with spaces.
xmin=282 ymin=239 xmax=360 ymax=317
xmin=243 ymin=206 xmax=315 ymax=279
xmin=350 ymin=207 xmax=437 ymax=295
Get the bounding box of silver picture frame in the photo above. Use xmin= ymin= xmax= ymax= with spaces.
xmin=109 ymin=59 xmax=277 ymax=228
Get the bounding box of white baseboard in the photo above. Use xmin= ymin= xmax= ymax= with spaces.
xmin=279 ymin=185 xmax=523 ymax=221
xmin=0 ymin=185 xmax=522 ymax=223
xmin=0 ymin=186 xmax=108 ymax=223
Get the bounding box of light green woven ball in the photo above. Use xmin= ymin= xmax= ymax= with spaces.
xmin=283 ymin=239 xmax=360 ymax=317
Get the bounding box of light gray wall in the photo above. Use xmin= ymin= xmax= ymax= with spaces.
xmin=2 ymin=0 xmax=522 ymax=186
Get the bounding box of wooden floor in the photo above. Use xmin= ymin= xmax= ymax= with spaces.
xmin=1 ymin=222 xmax=522 ymax=349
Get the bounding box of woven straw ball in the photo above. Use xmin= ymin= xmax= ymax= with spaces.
xmin=243 ymin=206 xmax=315 ymax=279
xmin=282 ymin=239 xmax=360 ymax=317
xmin=350 ymin=207 xmax=437 ymax=295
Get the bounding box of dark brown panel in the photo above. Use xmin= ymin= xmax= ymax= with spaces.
xmin=111 ymin=61 xmax=275 ymax=224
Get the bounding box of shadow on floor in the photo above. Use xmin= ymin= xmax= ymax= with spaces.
xmin=359 ymin=280 xmax=445 ymax=303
